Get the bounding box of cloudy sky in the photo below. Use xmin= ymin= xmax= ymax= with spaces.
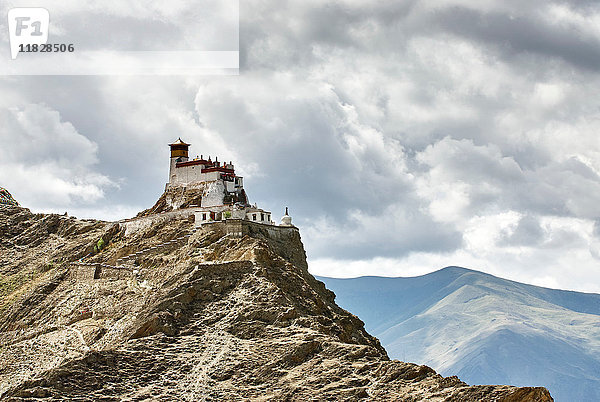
xmin=2 ymin=0 xmax=600 ymax=293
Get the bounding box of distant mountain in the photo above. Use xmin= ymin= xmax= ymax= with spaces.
xmin=318 ymin=267 xmax=600 ymax=402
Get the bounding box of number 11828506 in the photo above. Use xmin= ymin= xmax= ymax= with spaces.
xmin=18 ymin=43 xmax=74 ymax=52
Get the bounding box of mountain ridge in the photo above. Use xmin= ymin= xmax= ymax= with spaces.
xmin=0 ymin=205 xmax=553 ymax=400
xmin=318 ymin=266 xmax=600 ymax=401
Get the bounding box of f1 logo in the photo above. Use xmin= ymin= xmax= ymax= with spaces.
xmin=7 ymin=8 xmax=49 ymax=59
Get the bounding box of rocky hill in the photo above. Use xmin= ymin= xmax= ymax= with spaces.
xmin=0 ymin=204 xmax=552 ymax=400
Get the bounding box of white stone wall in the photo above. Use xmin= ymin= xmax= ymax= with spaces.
xmin=168 ymin=159 xmax=229 ymax=188
xmin=222 ymin=176 xmax=245 ymax=193
xmin=168 ymin=157 xmax=188 ymax=186
xmin=120 ymin=209 xmax=195 ymax=236
xmin=246 ymin=210 xmax=272 ymax=224
xmin=193 ymin=205 xmax=231 ymax=227
xmin=201 ymin=180 xmax=226 ymax=207
xmin=171 ymin=165 xmax=203 ymax=186
xmin=231 ymin=209 xmax=246 ymax=219
xmin=196 ymin=211 xmax=210 ymax=223
xmin=193 ymin=205 xmax=274 ymax=228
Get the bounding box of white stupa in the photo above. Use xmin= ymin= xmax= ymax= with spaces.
xmin=280 ymin=207 xmax=293 ymax=227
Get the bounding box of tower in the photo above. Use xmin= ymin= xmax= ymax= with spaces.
xmin=168 ymin=138 xmax=190 ymax=187
xmin=169 ymin=137 xmax=190 ymax=159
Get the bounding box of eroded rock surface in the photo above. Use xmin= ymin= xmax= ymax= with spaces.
xmin=0 ymin=205 xmax=553 ymax=401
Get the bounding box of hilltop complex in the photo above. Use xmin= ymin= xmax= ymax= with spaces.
xmin=132 ymin=138 xmax=293 ymax=230
xmin=166 ymin=138 xmax=292 ymax=227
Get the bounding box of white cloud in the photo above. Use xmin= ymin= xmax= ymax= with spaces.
xmin=0 ymin=103 xmax=115 ymax=209
xmin=415 ymin=137 xmax=600 ymax=222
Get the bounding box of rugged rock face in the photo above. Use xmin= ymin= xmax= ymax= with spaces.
xmin=137 ymin=184 xmax=248 ymax=218
xmin=0 ymin=205 xmax=553 ymax=401
xmin=137 ymin=186 xmax=206 ymax=216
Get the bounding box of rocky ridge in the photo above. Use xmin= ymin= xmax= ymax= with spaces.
xmin=0 ymin=204 xmax=553 ymax=400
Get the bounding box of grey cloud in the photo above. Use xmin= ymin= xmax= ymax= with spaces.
xmin=592 ymin=219 xmax=600 ymax=238
xmin=194 ymin=80 xmax=406 ymax=216
xmin=240 ymin=1 xmax=419 ymax=70
xmin=417 ymin=138 xmax=600 ymax=220
xmin=306 ymin=214 xmax=462 ymax=260
xmin=521 ymin=158 xmax=600 ymax=219
xmin=543 ymin=227 xmax=584 ymax=249
xmin=242 ymin=1 xmax=600 ymax=75
xmin=499 ymin=215 xmax=545 ymax=247
xmin=591 ymin=219 xmax=600 ymax=260
xmin=193 ymin=79 xmax=463 ymax=258
xmin=430 ymin=6 xmax=600 ymax=71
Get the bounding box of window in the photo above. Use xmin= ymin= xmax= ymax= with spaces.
xmin=267 ymin=214 xmax=270 ymax=221
xmin=261 ymin=213 xmax=264 ymax=221
xmin=253 ymin=214 xmax=257 ymax=221
xmin=202 ymin=213 xmax=207 ymax=220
